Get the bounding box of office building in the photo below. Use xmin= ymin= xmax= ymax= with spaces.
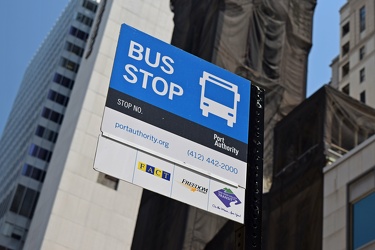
xmin=0 ymin=1 xmax=100 ymax=248
xmin=331 ymin=0 xmax=375 ymax=108
xmin=0 ymin=0 xmax=173 ymax=249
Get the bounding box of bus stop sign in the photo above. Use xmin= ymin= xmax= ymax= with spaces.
xmin=100 ymin=24 xmax=251 ymax=188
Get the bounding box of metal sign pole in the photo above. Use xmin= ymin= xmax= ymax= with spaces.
xmin=244 ymin=84 xmax=264 ymax=250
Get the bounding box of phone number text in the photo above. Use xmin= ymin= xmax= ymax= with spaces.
xmin=187 ymin=149 xmax=238 ymax=174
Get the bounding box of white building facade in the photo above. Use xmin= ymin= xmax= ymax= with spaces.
xmin=323 ymin=135 xmax=375 ymax=250
xmin=0 ymin=0 xmax=173 ymax=249
xmin=334 ymin=0 xmax=375 ymax=108
xmin=325 ymin=1 xmax=375 ymax=249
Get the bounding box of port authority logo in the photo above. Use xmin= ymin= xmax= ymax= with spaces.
xmin=137 ymin=161 xmax=171 ymax=181
xmin=199 ymin=71 xmax=240 ymax=127
xmin=214 ymin=188 xmax=241 ymax=208
xmin=179 ymin=178 xmax=208 ymax=194
xmin=213 ymin=133 xmax=239 ymax=156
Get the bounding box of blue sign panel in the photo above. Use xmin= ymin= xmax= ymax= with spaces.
xmin=109 ymin=24 xmax=251 ymax=144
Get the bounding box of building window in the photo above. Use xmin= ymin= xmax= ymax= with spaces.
xmin=65 ymin=41 xmax=84 ymax=57
xmin=82 ymin=0 xmax=98 ymax=13
xmin=22 ymin=164 xmax=46 ymax=183
xmin=349 ymin=169 xmax=375 ymax=249
xmin=10 ymin=185 xmax=39 ymax=219
xmin=35 ymin=125 xmax=58 ymax=143
xmin=76 ymin=12 xmax=94 ymax=27
xmin=360 ymin=68 xmax=365 ymax=83
xmin=19 ymin=189 xmax=38 ymax=218
xmin=342 ymin=84 xmax=350 ymax=95
xmin=342 ymin=22 xmax=349 ymax=37
xmin=69 ymin=26 xmax=89 ymax=41
xmin=47 ymin=90 xmax=69 ymax=107
xmin=10 ymin=185 xmax=25 ymax=214
xmin=41 ymin=107 xmax=64 ymax=124
xmin=342 ymin=62 xmax=350 ymax=78
xmin=352 ymin=192 xmax=375 ymax=249
xmin=360 ymin=91 xmax=366 ymax=103
xmin=342 ymin=42 xmax=350 ymax=57
xmin=60 ymin=57 xmax=79 ymax=73
xmin=28 ymin=144 xmax=52 ymax=162
xmin=53 ymin=73 xmax=74 ymax=90
xmin=10 ymin=227 xmax=25 ymax=240
xmin=35 ymin=125 xmax=45 ymax=137
xmin=359 ymin=91 xmax=366 ymax=103
xmin=359 ymin=6 xmax=366 ymax=32
xmin=21 ymin=164 xmax=32 ymax=177
xmin=97 ymin=173 xmax=119 ymax=190
xmin=359 ymin=46 xmax=365 ymax=61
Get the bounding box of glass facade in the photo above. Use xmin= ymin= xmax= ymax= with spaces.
xmin=352 ymin=192 xmax=375 ymax=249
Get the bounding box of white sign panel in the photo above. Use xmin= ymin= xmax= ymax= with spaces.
xmin=94 ymin=135 xmax=245 ymax=223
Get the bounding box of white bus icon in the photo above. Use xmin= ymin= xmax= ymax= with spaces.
xmin=199 ymin=71 xmax=240 ymax=127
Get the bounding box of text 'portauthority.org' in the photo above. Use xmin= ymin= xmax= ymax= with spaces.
xmin=115 ymin=122 xmax=169 ymax=148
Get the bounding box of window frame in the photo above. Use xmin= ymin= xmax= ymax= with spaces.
xmin=359 ymin=6 xmax=366 ymax=32
xmin=53 ymin=73 xmax=74 ymax=90
xmin=82 ymin=0 xmax=98 ymax=13
xmin=60 ymin=57 xmax=79 ymax=73
xmin=342 ymin=62 xmax=350 ymax=78
xmin=41 ymin=107 xmax=64 ymax=125
xmin=65 ymin=41 xmax=84 ymax=57
xmin=342 ymin=84 xmax=350 ymax=95
xmin=360 ymin=91 xmax=366 ymax=103
xmin=76 ymin=12 xmax=94 ymax=27
xmin=359 ymin=68 xmax=365 ymax=83
xmin=359 ymin=46 xmax=365 ymax=61
xmin=342 ymin=22 xmax=350 ymax=37
xmin=69 ymin=26 xmax=89 ymax=41
xmin=342 ymin=42 xmax=350 ymax=57
xmin=348 ymin=168 xmax=375 ymax=250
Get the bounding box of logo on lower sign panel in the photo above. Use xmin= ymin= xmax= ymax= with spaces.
xmin=179 ymin=179 xmax=208 ymax=194
xmin=214 ymin=187 xmax=241 ymax=208
xmin=137 ymin=162 xmax=171 ymax=181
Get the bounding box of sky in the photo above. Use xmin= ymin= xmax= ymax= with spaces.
xmin=0 ymin=0 xmax=346 ymax=137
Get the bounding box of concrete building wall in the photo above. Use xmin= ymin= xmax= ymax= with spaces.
xmin=323 ymin=135 xmax=375 ymax=250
